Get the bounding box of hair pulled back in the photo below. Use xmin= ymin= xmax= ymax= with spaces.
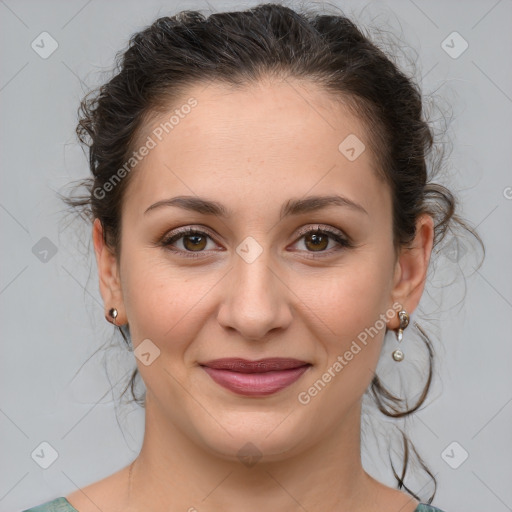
xmin=63 ymin=3 xmax=484 ymax=503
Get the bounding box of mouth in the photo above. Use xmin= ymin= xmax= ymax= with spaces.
xmin=199 ymin=358 xmax=312 ymax=396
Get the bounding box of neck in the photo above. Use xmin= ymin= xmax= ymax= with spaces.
xmin=124 ymin=395 xmax=378 ymax=512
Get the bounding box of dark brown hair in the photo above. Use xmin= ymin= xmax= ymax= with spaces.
xmin=61 ymin=2 xmax=485 ymax=504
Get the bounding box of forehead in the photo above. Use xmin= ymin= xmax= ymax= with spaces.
xmin=122 ymin=79 xmax=389 ymax=221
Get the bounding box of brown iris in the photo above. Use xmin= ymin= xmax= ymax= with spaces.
xmin=183 ymin=233 xmax=208 ymax=251
xmin=304 ymin=232 xmax=329 ymax=251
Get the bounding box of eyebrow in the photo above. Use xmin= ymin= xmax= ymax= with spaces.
xmin=144 ymin=194 xmax=368 ymax=219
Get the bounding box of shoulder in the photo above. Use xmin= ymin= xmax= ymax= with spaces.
xmin=20 ymin=497 xmax=78 ymax=512
xmin=415 ymin=504 xmax=448 ymax=512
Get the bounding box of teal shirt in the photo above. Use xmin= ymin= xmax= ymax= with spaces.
xmin=20 ymin=496 xmax=447 ymax=512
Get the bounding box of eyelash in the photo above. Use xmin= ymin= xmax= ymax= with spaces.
xmin=160 ymin=224 xmax=353 ymax=259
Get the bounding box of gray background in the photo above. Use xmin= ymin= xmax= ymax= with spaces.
xmin=1 ymin=0 xmax=511 ymax=511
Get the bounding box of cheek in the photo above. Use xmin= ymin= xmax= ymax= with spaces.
xmin=303 ymin=255 xmax=391 ymax=336
xmin=121 ymin=250 xmax=218 ymax=351
xmin=298 ymin=258 xmax=391 ymax=391
xmin=120 ymin=255 xmax=211 ymax=402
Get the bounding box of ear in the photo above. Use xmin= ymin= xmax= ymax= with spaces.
xmin=92 ymin=218 xmax=126 ymax=325
xmin=388 ymin=213 xmax=434 ymax=330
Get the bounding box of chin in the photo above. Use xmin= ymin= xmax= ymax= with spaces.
xmin=188 ymin=409 xmax=313 ymax=464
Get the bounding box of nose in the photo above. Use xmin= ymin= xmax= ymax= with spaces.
xmin=216 ymin=245 xmax=293 ymax=341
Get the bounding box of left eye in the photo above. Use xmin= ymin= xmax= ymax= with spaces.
xmin=161 ymin=226 xmax=352 ymax=258
xmin=293 ymin=228 xmax=351 ymax=253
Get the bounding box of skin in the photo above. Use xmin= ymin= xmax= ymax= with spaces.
xmin=67 ymin=79 xmax=434 ymax=512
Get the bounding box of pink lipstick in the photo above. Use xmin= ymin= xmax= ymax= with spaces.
xmin=200 ymin=358 xmax=311 ymax=396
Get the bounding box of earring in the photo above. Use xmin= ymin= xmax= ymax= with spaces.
xmin=106 ymin=307 xmax=131 ymax=348
xmin=392 ymin=309 xmax=409 ymax=362
xmin=107 ymin=307 xmax=118 ymax=325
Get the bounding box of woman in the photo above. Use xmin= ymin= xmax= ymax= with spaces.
xmin=22 ymin=3 xmax=483 ymax=511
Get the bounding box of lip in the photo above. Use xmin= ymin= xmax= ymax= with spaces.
xmin=200 ymin=358 xmax=311 ymax=396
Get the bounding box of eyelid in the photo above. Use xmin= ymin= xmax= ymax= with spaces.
xmin=160 ymin=223 xmax=352 ymax=256
xmin=160 ymin=225 xmax=220 ymax=245
xmin=161 ymin=223 xmax=347 ymax=241
xmin=293 ymin=223 xmax=346 ymax=240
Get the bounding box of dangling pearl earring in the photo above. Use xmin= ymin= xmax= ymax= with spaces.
xmin=392 ymin=309 xmax=409 ymax=362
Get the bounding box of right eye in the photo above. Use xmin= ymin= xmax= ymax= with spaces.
xmin=161 ymin=227 xmax=220 ymax=258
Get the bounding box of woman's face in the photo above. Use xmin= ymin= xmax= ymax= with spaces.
xmin=94 ymin=79 xmax=431 ymax=461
